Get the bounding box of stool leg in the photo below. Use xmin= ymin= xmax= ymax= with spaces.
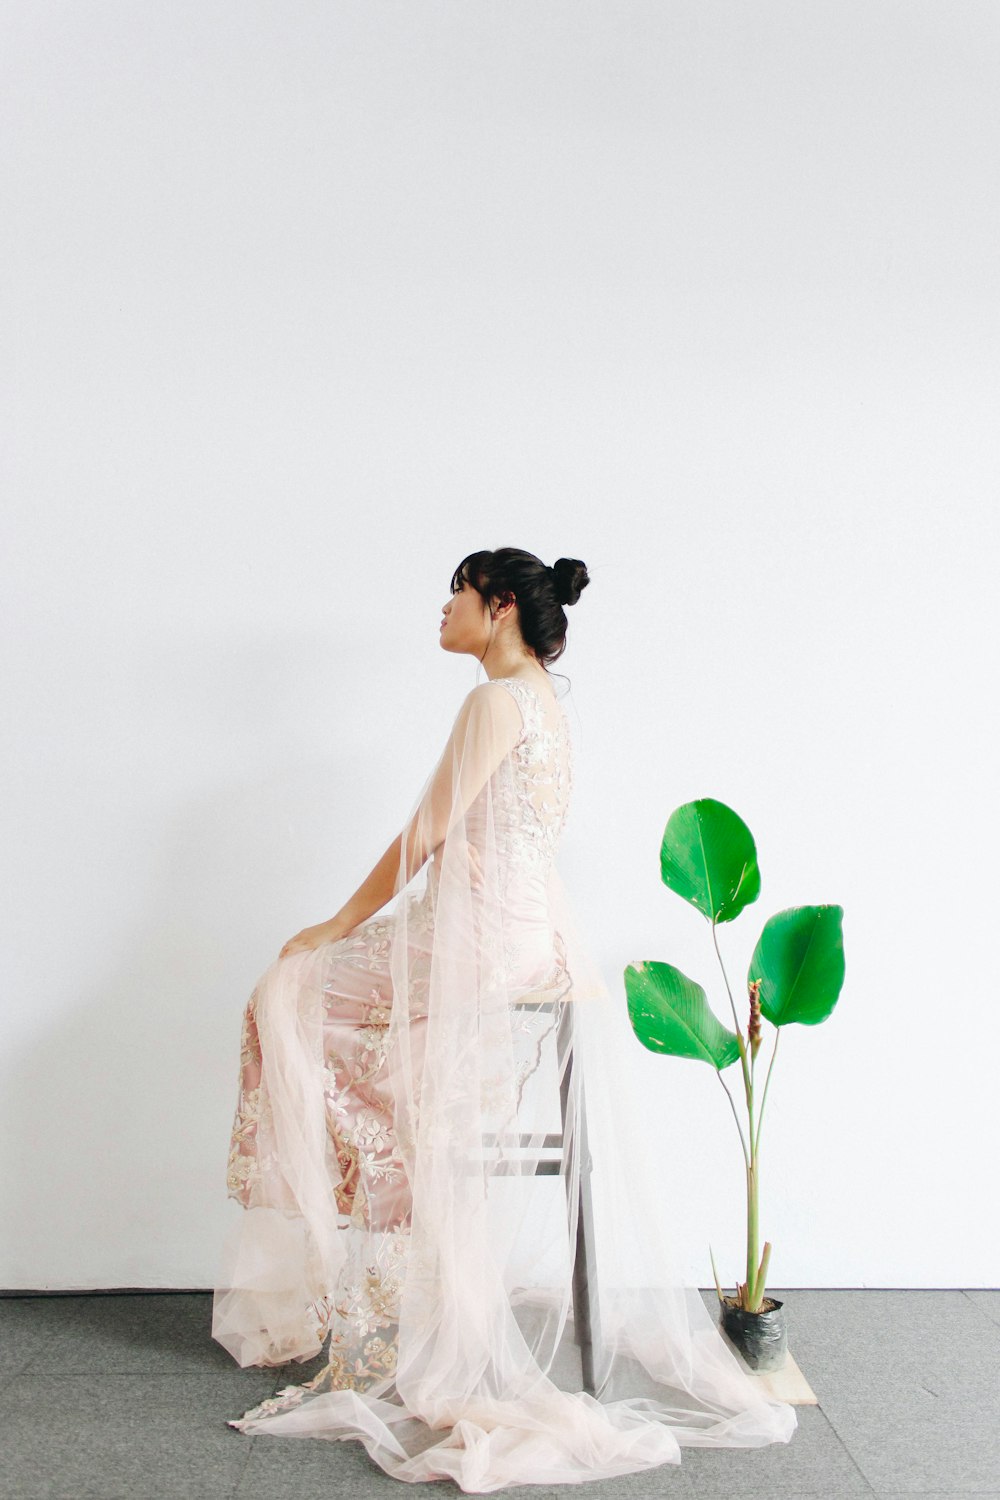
xmin=573 ymin=1077 xmax=601 ymax=1396
xmin=558 ymin=1006 xmax=601 ymax=1397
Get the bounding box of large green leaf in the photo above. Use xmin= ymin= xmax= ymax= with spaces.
xmin=624 ymin=960 xmax=742 ymax=1069
xmin=660 ymin=798 xmax=761 ymax=925
xmin=748 ymin=906 xmax=845 ymax=1027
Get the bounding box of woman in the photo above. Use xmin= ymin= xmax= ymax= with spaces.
xmin=212 ymin=547 xmax=796 ymax=1490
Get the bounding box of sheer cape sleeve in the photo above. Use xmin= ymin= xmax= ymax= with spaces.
xmin=211 ymin=679 xmax=797 ymax=1490
xmin=397 ymin=680 xmax=523 ymax=884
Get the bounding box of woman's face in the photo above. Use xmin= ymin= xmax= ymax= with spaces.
xmin=439 ymin=575 xmax=490 ymax=657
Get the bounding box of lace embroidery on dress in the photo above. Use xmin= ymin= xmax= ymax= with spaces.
xmin=224 ymin=987 xmax=273 ymax=1207
xmin=474 ymin=677 xmax=574 ymax=995
xmin=223 ymin=679 xmax=576 ymax=1401
xmin=486 ymin=677 xmax=573 ymax=884
xmin=228 ymin=1227 xmax=411 ymax=1428
xmin=472 ymin=678 xmax=577 ymax=1163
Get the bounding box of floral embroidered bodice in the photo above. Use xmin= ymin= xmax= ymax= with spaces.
xmin=476 ymin=675 xmax=573 ymax=886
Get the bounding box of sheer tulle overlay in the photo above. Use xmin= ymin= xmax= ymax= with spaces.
xmin=211 ymin=676 xmax=796 ymax=1489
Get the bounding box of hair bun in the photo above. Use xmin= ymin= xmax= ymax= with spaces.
xmin=550 ymin=557 xmax=590 ymax=607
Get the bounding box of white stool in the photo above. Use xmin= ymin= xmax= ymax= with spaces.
xmin=480 ymin=989 xmax=602 ymax=1395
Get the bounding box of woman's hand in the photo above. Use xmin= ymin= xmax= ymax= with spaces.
xmin=279 ymin=918 xmax=347 ymax=960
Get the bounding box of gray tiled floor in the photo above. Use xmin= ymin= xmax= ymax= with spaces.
xmin=1 ymin=1290 xmax=997 ymax=1499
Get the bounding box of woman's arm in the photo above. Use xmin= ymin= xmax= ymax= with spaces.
xmin=280 ymin=684 xmax=520 ymax=957
xmin=279 ymin=830 xmax=425 ymax=958
xmin=327 ymin=684 xmax=520 ymax=938
xmin=328 ymin=827 xmax=432 ymax=939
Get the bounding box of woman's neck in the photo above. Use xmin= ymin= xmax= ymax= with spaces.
xmin=481 ymin=653 xmax=554 ymax=698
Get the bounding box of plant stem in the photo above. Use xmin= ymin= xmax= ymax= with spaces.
xmin=711 ymin=920 xmax=751 ymax=1099
xmin=744 ymin=1036 xmax=760 ymax=1308
xmin=711 ymin=920 xmax=762 ymax=1305
xmin=753 ymin=1026 xmax=781 ymax=1160
xmin=745 ymin=1156 xmax=759 ymax=1309
xmin=715 ymin=1067 xmax=750 ymax=1172
xmin=756 ymin=1241 xmax=773 ymax=1305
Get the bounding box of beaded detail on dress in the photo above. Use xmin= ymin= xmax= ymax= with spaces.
xmin=485 ymin=676 xmax=573 ymax=887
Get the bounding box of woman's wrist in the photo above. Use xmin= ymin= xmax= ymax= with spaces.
xmin=324 ymin=915 xmax=352 ymax=943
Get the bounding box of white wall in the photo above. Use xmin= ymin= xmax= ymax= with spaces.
xmin=2 ymin=1 xmax=995 ymax=1290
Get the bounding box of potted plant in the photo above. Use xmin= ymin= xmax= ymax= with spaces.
xmin=623 ymin=797 xmax=845 ymax=1373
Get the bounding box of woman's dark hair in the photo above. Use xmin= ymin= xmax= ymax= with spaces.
xmin=449 ymin=547 xmax=590 ymax=671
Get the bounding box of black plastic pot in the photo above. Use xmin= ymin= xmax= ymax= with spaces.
xmin=718 ymin=1295 xmax=787 ymax=1372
